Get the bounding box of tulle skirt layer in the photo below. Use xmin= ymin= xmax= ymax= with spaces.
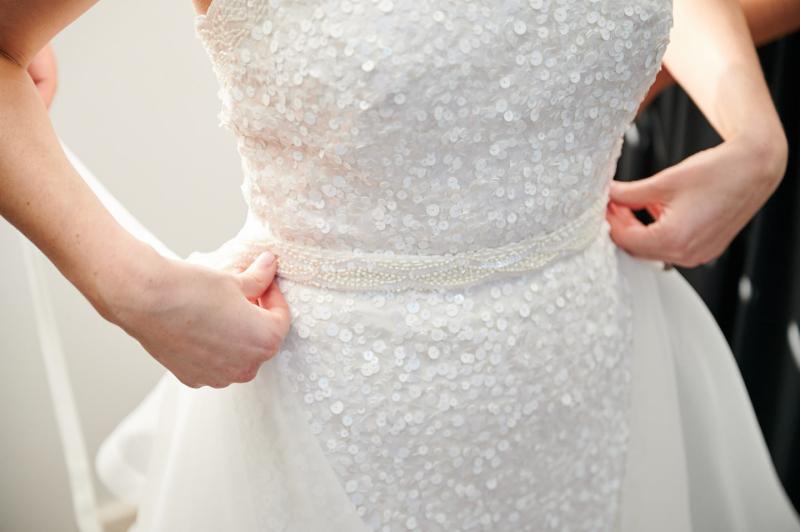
xmin=96 ymin=249 xmax=800 ymax=532
xmin=616 ymin=252 xmax=800 ymax=532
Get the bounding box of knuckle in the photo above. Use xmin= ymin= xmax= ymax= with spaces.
xmin=687 ymin=252 xmax=705 ymax=268
xmin=208 ymin=373 xmax=232 ymax=388
xmin=679 ymin=257 xmax=699 ymax=269
xmin=232 ymin=364 xmax=260 ymax=383
xmin=179 ymin=377 xmax=202 ymax=389
xmin=273 ymin=326 xmax=289 ymax=346
xmin=273 ymin=319 xmax=292 ymax=342
xmin=680 ymin=241 xmax=712 ymax=269
xmin=225 ymin=367 xmax=245 ymax=384
xmin=261 ymin=343 xmax=279 ymax=361
xmin=693 ymin=253 xmax=714 ymax=269
xmin=261 ymin=330 xmax=284 ymax=360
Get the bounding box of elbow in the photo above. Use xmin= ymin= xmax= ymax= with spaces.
xmin=0 ymin=44 xmax=25 ymax=69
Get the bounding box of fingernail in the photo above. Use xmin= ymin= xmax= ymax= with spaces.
xmin=256 ymin=251 xmax=275 ymax=265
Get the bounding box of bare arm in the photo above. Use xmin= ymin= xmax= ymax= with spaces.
xmin=0 ymin=0 xmax=155 ymax=317
xmin=661 ymin=0 xmax=786 ymax=148
xmin=608 ymin=0 xmax=788 ymax=266
xmin=741 ymin=0 xmax=800 ymax=43
xmin=1 ymin=0 xmax=291 ymax=388
xmin=640 ymin=0 xmax=800 ymax=113
xmin=26 ymin=44 xmax=58 ymax=109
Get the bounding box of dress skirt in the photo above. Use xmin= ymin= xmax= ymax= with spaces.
xmin=95 ymin=244 xmax=800 ymax=532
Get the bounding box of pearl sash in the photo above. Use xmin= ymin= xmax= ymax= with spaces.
xmin=198 ymin=192 xmax=611 ymax=292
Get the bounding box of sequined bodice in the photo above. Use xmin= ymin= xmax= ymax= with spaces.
xmin=188 ymin=3 xmax=675 ymax=531
xmin=195 ymin=0 xmax=672 ymax=256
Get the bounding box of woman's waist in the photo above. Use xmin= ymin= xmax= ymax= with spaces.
xmin=185 ymin=194 xmax=613 ymax=293
xmin=274 ymin=229 xmax=631 ymax=396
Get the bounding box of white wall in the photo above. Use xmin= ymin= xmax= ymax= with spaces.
xmin=0 ymin=1 xmax=247 ymax=530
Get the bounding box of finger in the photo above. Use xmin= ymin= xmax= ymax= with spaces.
xmin=206 ymin=377 xmax=232 ymax=389
xmin=646 ymin=204 xmax=662 ymax=220
xmin=607 ymin=201 xmax=641 ymax=226
xmin=606 ymin=203 xmax=671 ymax=261
xmin=609 ymin=176 xmax=669 ymax=210
xmin=259 ymin=281 xmax=292 ymax=335
xmin=611 ymin=196 xmax=663 ymax=221
xmin=237 ymin=251 xmax=278 ymax=300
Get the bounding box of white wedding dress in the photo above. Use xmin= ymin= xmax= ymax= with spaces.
xmin=93 ymin=0 xmax=800 ymax=530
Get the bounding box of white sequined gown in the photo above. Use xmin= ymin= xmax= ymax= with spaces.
xmin=94 ymin=1 xmax=800 ymax=531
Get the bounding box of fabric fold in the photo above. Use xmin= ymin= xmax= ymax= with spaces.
xmin=105 ymin=250 xmax=371 ymax=532
xmin=618 ymin=250 xmax=800 ymax=532
xmin=99 ymin=248 xmax=800 ymax=531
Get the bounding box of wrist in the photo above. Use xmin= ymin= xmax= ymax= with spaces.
xmin=732 ymin=121 xmax=788 ymax=187
xmin=89 ymin=236 xmax=171 ymax=327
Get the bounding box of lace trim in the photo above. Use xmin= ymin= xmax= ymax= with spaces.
xmin=190 ymin=193 xmax=612 ymax=292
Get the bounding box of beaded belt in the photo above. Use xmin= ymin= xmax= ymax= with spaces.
xmin=186 ymin=194 xmax=610 ymax=292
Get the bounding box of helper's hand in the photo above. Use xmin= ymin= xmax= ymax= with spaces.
xmin=106 ymin=250 xmax=291 ymax=389
xmin=606 ymin=131 xmax=787 ymax=268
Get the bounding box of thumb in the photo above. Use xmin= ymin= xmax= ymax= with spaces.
xmin=606 ymin=202 xmax=666 ymax=261
xmin=238 ymin=251 xmax=278 ymax=300
xmin=609 ymin=176 xmax=669 ymax=210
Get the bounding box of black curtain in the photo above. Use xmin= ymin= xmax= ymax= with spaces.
xmin=615 ymin=31 xmax=800 ymax=512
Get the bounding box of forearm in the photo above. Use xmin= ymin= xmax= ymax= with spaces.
xmin=641 ymin=0 xmax=800 ymax=109
xmin=742 ymin=0 xmax=800 ymax=43
xmin=611 ymin=0 xmax=792 ymax=266
xmin=664 ymin=0 xmax=784 ymax=144
xmin=0 ymin=57 xmax=163 ymax=320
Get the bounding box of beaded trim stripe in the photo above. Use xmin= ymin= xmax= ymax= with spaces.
xmin=218 ymin=194 xmax=611 ymax=292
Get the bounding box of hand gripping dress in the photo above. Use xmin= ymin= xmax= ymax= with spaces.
xmin=94 ymin=0 xmax=800 ymax=531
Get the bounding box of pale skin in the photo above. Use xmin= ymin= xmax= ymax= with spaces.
xmin=0 ymin=0 xmax=789 ymax=388
xmin=640 ymin=0 xmax=800 ymax=109
xmin=1 ymin=1 xmax=291 ymax=389
xmin=26 ymin=44 xmax=57 ymax=110
xmin=607 ymin=0 xmax=790 ymax=267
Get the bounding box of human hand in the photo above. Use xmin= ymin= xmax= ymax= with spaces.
xmin=107 ymin=250 xmax=291 ymax=389
xmin=606 ymin=131 xmax=788 ymax=268
xmin=26 ymin=43 xmax=57 ymax=109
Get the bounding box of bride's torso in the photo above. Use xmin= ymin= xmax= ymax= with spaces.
xmin=186 ymin=2 xmax=674 ymax=530
xmin=194 ymin=0 xmax=672 ymax=255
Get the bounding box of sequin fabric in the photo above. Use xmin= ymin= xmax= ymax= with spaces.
xmin=193 ymin=0 xmax=673 ymax=530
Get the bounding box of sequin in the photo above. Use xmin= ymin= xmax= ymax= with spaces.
xmin=193 ymin=0 xmax=673 ymax=530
